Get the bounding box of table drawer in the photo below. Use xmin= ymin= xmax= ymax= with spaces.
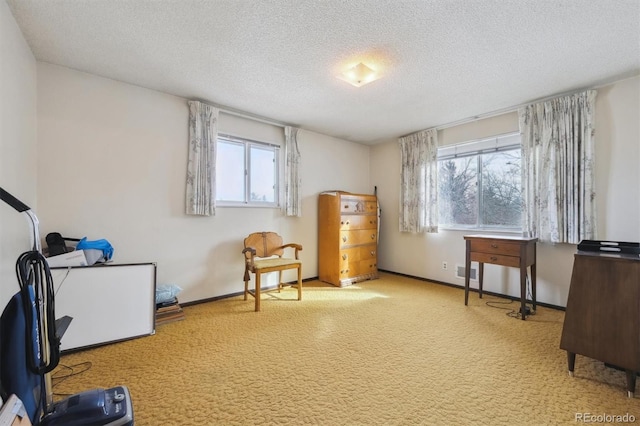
xmin=470 ymin=240 xmax=520 ymax=256
xmin=471 ymin=252 xmax=520 ymax=268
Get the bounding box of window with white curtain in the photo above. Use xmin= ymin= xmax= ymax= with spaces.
xmin=518 ymin=89 xmax=597 ymax=244
xmin=437 ymin=133 xmax=522 ymax=230
xmin=215 ymin=134 xmax=280 ymax=207
xmin=398 ymin=128 xmax=439 ymax=233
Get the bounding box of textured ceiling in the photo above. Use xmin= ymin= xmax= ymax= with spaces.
xmin=6 ymin=0 xmax=640 ymax=144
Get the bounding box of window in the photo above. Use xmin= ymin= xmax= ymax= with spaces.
xmin=216 ymin=135 xmax=280 ymax=206
xmin=438 ymin=133 xmax=522 ymax=230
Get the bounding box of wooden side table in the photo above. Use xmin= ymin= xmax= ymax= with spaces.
xmin=464 ymin=234 xmax=538 ymax=320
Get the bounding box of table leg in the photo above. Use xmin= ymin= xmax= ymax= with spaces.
xmin=567 ymin=352 xmax=575 ymax=377
xmin=531 ymin=262 xmax=537 ymax=311
xmin=478 ymin=263 xmax=484 ymax=299
xmin=626 ymin=370 xmax=636 ymax=398
xmin=520 ymin=263 xmax=527 ymax=320
xmin=464 ymin=243 xmax=471 ymax=305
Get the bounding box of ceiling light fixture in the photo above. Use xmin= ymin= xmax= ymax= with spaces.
xmin=337 ymin=62 xmax=380 ymax=87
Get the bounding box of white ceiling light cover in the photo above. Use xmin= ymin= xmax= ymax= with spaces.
xmin=337 ymin=62 xmax=380 ymax=87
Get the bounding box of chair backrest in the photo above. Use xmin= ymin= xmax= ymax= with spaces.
xmin=244 ymin=232 xmax=284 ymax=258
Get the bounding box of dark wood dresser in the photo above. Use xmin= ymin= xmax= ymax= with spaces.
xmin=560 ymin=244 xmax=640 ymax=397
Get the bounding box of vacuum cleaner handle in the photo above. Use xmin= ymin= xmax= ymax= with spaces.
xmin=0 ymin=187 xmax=31 ymax=212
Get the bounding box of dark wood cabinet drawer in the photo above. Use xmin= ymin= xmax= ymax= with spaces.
xmin=470 ymin=240 xmax=520 ymax=256
xmin=471 ymin=252 xmax=520 ymax=268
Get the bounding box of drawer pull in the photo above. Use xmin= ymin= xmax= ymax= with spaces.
xmin=342 ymin=236 xmax=347 ymax=242
xmin=344 ymin=205 xmax=349 ymax=209
xmin=370 ymin=251 xmax=376 ymax=256
xmin=371 ymin=234 xmax=375 ymax=239
xmin=490 ymin=256 xmax=498 ymax=262
xmin=491 ymin=243 xmax=498 ymax=248
xmin=342 ymin=254 xmax=347 ymax=260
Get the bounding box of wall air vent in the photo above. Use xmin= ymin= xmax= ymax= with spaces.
xmin=456 ymin=264 xmax=478 ymax=281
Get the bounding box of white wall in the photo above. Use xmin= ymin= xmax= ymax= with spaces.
xmin=5 ymin=5 xmax=637 ymax=311
xmin=0 ymin=2 xmax=38 ymax=308
xmin=36 ymin=63 xmax=371 ymax=303
xmin=595 ymin=77 xmax=640 ymax=240
xmin=371 ymin=76 xmax=640 ymax=308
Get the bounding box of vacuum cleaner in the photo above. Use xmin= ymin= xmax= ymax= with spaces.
xmin=0 ymin=187 xmax=134 ymax=425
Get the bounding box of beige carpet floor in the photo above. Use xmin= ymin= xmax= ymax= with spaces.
xmin=54 ymin=272 xmax=640 ymax=425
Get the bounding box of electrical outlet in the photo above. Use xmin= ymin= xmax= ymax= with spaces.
xmin=442 ymin=261 xmax=448 ymax=270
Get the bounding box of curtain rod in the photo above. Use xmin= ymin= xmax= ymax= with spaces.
xmin=399 ymin=81 xmax=615 ymax=139
xmin=193 ymin=98 xmax=292 ymax=129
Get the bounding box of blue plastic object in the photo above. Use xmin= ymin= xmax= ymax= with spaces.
xmin=76 ymin=237 xmax=114 ymax=261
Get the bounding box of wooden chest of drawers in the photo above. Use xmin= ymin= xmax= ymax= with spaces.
xmin=318 ymin=191 xmax=379 ymax=287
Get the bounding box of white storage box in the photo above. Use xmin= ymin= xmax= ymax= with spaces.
xmin=45 ymin=250 xmax=88 ymax=267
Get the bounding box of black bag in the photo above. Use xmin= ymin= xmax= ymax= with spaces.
xmin=45 ymin=232 xmax=80 ymax=257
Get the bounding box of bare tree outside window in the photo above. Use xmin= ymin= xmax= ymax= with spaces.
xmin=438 ymin=144 xmax=522 ymax=229
xmin=481 ymin=151 xmax=521 ymax=227
xmin=439 ymin=157 xmax=477 ymax=226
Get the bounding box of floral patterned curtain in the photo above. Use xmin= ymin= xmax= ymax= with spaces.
xmin=519 ymin=90 xmax=597 ymax=243
xmin=398 ymin=128 xmax=439 ymax=233
xmin=284 ymin=126 xmax=302 ymax=217
xmin=186 ymin=101 xmax=219 ymax=216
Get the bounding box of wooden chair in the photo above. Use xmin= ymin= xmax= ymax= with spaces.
xmin=242 ymin=232 xmax=302 ymax=311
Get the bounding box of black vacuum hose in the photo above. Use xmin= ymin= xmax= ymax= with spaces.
xmin=15 ymin=250 xmax=60 ymax=375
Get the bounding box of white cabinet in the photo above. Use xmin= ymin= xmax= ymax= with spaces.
xmin=51 ymin=263 xmax=156 ymax=351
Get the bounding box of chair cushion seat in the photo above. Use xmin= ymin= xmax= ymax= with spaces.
xmin=252 ymin=258 xmax=301 ymax=271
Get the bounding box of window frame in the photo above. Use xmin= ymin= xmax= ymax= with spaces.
xmin=215 ymin=134 xmax=280 ymax=208
xmin=437 ymin=132 xmax=522 ymax=232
